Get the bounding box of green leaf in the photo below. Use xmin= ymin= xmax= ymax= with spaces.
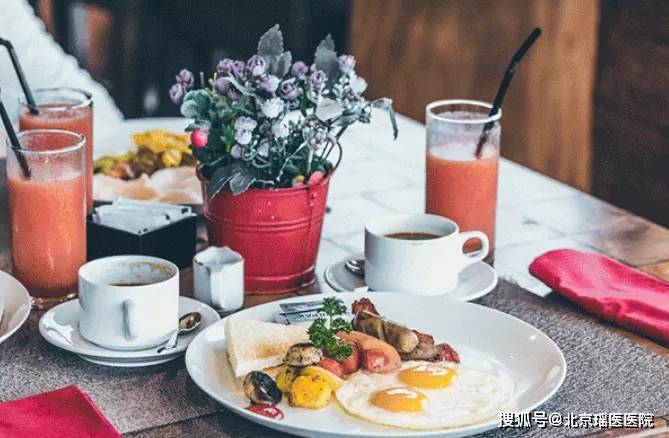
xmin=371 ymin=97 xmax=399 ymax=139
xmin=270 ymin=51 xmax=292 ymax=78
xmin=180 ymin=89 xmax=212 ymax=119
xmin=207 ymin=163 xmax=239 ymax=198
xmin=229 ymin=167 xmax=256 ymax=195
xmin=314 ymin=35 xmax=339 ymax=86
xmin=258 ymin=24 xmax=284 ymax=59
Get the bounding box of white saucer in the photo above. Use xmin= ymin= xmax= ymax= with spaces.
xmin=0 ymin=270 xmax=32 ymax=346
xmin=324 ymin=254 xmax=498 ymax=301
xmin=39 ymin=296 xmax=220 ymax=367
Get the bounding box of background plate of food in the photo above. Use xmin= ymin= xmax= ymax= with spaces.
xmin=185 ymin=292 xmax=566 ymax=438
xmin=94 ymin=117 xmax=202 ymax=206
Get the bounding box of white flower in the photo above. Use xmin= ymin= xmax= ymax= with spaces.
xmin=235 ymin=129 xmax=252 ymax=145
xmin=257 ymin=141 xmax=270 ymax=157
xmin=271 ymin=119 xmax=290 ymax=138
xmin=350 ymin=74 xmax=368 ymax=94
xmin=234 ymin=116 xmax=257 ymax=132
xmin=260 ymin=97 xmax=284 ymax=119
xmin=230 ymin=144 xmax=243 ymax=159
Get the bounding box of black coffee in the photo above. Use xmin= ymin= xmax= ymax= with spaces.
xmin=385 ymin=232 xmax=441 ymax=240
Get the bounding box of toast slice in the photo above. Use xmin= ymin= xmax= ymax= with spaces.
xmin=225 ymin=318 xmax=309 ymax=377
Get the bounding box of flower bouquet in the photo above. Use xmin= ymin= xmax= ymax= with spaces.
xmin=170 ymin=25 xmax=397 ymax=294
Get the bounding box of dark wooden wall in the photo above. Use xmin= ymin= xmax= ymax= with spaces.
xmin=348 ymin=0 xmax=600 ymax=192
xmin=592 ymin=0 xmax=669 ymax=227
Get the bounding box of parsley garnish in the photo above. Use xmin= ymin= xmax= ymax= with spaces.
xmin=308 ymin=297 xmax=352 ymax=360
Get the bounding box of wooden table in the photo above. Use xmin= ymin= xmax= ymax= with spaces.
xmin=1 ymin=114 xmax=667 ymax=437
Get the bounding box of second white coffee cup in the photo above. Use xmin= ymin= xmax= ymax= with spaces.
xmin=78 ymin=255 xmax=179 ymax=350
xmin=364 ymin=214 xmax=489 ymax=295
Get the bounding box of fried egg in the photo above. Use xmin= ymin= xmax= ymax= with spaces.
xmin=335 ymin=361 xmax=513 ymax=430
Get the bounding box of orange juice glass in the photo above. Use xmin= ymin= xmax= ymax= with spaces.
xmin=19 ymin=88 xmax=93 ymax=213
xmin=7 ymin=129 xmax=87 ymax=306
xmin=425 ymin=100 xmax=501 ymax=259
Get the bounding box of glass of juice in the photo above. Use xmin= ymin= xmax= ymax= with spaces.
xmin=18 ymin=88 xmax=93 ymax=213
xmin=425 ymin=99 xmax=501 ymax=260
xmin=7 ymin=129 xmax=87 ymax=308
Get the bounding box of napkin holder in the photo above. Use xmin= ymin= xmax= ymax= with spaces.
xmin=87 ymin=214 xmax=198 ymax=268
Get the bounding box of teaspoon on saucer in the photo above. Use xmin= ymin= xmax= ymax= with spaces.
xmin=344 ymin=259 xmax=365 ymax=277
xmin=157 ymin=312 xmax=202 ymax=354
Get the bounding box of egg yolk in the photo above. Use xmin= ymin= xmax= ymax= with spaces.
xmin=399 ymin=364 xmax=457 ymax=388
xmin=370 ymin=387 xmax=426 ymax=412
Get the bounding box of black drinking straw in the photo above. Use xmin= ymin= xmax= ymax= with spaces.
xmin=0 ymin=91 xmax=32 ymax=178
xmin=0 ymin=37 xmax=38 ymax=114
xmin=475 ymin=27 xmax=542 ymax=157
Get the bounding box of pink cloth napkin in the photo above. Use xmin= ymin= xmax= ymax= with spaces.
xmin=529 ymin=249 xmax=669 ymax=344
xmin=0 ymin=385 xmax=121 ymax=438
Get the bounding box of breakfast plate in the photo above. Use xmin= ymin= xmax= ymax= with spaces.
xmin=39 ymin=296 xmax=219 ymax=367
xmin=325 ymin=254 xmax=498 ymax=301
xmin=95 ymin=117 xmax=189 ymax=159
xmin=0 ymin=270 xmax=32 ymax=346
xmin=185 ymin=292 xmax=566 ymax=437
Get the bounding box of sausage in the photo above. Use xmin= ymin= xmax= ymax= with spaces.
xmin=362 ymin=348 xmax=395 ymax=373
xmin=353 ymin=311 xmax=419 ymax=354
xmin=318 ymin=357 xmax=345 ymax=378
xmin=336 ymin=341 xmax=360 ymax=374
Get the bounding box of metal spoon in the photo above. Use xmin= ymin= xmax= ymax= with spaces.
xmin=344 ymin=258 xmax=365 ymax=277
xmin=157 ymin=312 xmax=202 ymax=354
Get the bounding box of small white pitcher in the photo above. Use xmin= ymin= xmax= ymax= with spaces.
xmin=193 ymin=246 xmax=244 ymax=312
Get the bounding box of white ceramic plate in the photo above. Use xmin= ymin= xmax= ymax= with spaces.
xmin=0 ymin=270 xmax=32 ymax=346
xmin=186 ymin=292 xmax=566 ymax=438
xmin=95 ymin=117 xmax=189 ymax=159
xmin=325 ymin=254 xmax=498 ymax=301
xmin=39 ymin=296 xmax=220 ymax=367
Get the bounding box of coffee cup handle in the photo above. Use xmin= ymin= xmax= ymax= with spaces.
xmin=458 ymin=231 xmax=489 ymax=269
xmin=122 ymin=299 xmax=139 ymax=341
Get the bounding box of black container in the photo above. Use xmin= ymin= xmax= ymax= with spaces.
xmin=87 ymin=214 xmax=197 ymax=268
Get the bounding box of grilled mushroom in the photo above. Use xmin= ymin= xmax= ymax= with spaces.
xmin=283 ymin=342 xmax=323 ymax=367
xmin=242 ymin=371 xmax=282 ymax=405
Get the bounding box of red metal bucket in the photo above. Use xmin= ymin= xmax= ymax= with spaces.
xmin=200 ymin=173 xmax=330 ymax=294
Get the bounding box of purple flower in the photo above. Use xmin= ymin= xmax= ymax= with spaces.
xmin=278 ymin=80 xmax=299 ymax=100
xmin=226 ymin=88 xmax=242 ymax=101
xmin=176 ymin=69 xmax=194 ymax=89
xmin=232 ymin=60 xmax=247 ymax=81
xmin=214 ymin=77 xmax=230 ymax=94
xmin=230 ymin=145 xmax=243 ymax=159
xmin=271 ymin=120 xmax=289 ymax=138
xmin=234 ymin=116 xmax=257 ymax=132
xmin=169 ymin=83 xmax=185 ymax=104
xmin=291 ymin=61 xmax=309 ymax=77
xmin=217 ymin=58 xmax=235 ymax=75
xmin=258 ymin=74 xmax=279 ymax=93
xmin=235 ymin=129 xmax=252 ymax=145
xmin=246 ymin=55 xmax=267 ymax=77
xmin=309 ymin=70 xmax=328 ymax=91
xmin=257 ymin=141 xmax=270 ymax=157
xmin=338 ymin=55 xmax=356 ymax=75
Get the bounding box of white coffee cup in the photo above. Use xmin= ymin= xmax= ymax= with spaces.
xmin=364 ymin=214 xmax=489 ymax=295
xmin=193 ymin=246 xmax=244 ymax=313
xmin=78 ymin=255 xmax=179 ymax=350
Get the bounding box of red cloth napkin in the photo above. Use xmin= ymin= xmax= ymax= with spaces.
xmin=0 ymin=385 xmax=121 ymax=438
xmin=530 ymin=249 xmax=669 ymax=345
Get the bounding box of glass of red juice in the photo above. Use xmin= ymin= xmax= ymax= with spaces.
xmin=6 ymin=129 xmax=87 ymax=308
xmin=19 ymin=88 xmax=93 ymax=213
xmin=425 ymin=100 xmax=501 ymax=260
